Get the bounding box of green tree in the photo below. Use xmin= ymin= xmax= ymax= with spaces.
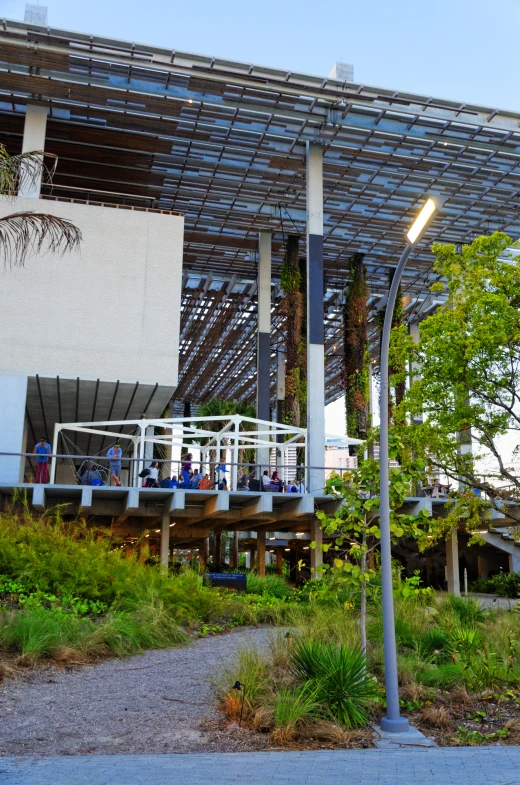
xmin=314 ymin=435 xmax=449 ymax=652
xmin=0 ymin=145 xmax=81 ymax=264
xmin=399 ymin=232 xmax=520 ymax=521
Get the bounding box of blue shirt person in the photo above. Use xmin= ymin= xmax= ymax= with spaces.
xmin=106 ymin=444 xmax=123 ymax=486
xmin=33 ymin=438 xmax=51 ymax=484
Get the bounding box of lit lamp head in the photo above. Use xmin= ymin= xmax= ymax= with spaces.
xmin=406 ymin=196 xmax=442 ymax=246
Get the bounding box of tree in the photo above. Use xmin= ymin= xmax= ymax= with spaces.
xmin=0 ymin=145 xmax=81 ymax=265
xmin=343 ymin=253 xmax=370 ymax=451
xmin=399 ymin=232 xmax=520 ymax=521
xmin=313 ymin=435 xmax=449 ymax=652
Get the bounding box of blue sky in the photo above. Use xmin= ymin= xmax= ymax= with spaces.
xmin=2 ymin=0 xmax=520 ymax=110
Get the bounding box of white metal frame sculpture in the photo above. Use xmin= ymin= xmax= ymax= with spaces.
xmin=51 ymin=415 xmax=361 ymax=491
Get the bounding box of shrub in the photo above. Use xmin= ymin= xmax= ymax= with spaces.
xmin=471 ymin=572 xmax=520 ymax=598
xmin=272 ymin=685 xmax=320 ymax=741
xmin=439 ymin=595 xmax=486 ymax=626
xmin=289 ymin=639 xmax=378 ymax=728
xmin=246 ymin=574 xmax=292 ymax=599
xmin=418 ymin=628 xmax=452 ymax=662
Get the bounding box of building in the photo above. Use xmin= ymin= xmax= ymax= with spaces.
xmin=1 ymin=18 xmax=520 ymax=586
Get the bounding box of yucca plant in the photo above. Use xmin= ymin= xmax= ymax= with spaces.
xmin=289 ymin=639 xmax=377 ymax=728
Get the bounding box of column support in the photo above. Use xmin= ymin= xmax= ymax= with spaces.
xmin=310 ymin=518 xmax=323 ymax=579
xmin=203 ymin=537 xmax=210 ymax=566
xmin=276 ymin=547 xmax=283 ymax=576
xmin=306 ymin=142 xmax=325 ymax=494
xmin=257 ymin=231 xmax=272 ymax=474
xmin=215 ymin=531 xmax=222 ymax=569
xmin=257 ymin=530 xmax=266 ymax=577
xmin=160 ymin=513 xmax=170 ymax=572
xmin=20 ymin=105 xmax=48 ymax=198
xmin=446 ymin=529 xmax=460 ymax=596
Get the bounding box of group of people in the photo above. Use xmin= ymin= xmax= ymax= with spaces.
xmin=261 ymin=470 xmax=305 ymax=493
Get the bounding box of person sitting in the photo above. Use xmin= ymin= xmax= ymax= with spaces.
xmin=144 ymin=461 xmax=160 ymax=488
xmin=261 ymin=470 xmax=271 ymax=491
xmin=270 ymin=471 xmax=283 ymax=492
xmin=294 ymin=479 xmax=305 ymax=493
xmin=190 ymin=468 xmax=203 ymax=489
xmin=199 ymin=474 xmax=212 ymax=490
xmin=170 ymin=475 xmax=179 ymax=489
xmin=237 ymin=470 xmax=249 ymax=491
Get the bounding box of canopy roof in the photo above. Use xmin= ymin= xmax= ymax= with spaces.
xmin=1 ymin=19 xmax=519 ymax=407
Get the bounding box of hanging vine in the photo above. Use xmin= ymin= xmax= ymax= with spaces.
xmin=376 ymin=270 xmax=406 ymax=422
xmin=342 ymin=253 xmax=370 ymax=452
xmin=281 ymin=235 xmax=306 ymax=427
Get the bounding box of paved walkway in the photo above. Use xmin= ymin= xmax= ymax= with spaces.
xmin=2 ymin=748 xmax=520 ymax=785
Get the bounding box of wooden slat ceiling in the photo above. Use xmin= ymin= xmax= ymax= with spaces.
xmin=1 ymin=19 xmax=520 ymax=409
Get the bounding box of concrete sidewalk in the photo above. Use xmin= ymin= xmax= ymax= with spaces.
xmin=2 ymin=748 xmax=520 ymax=785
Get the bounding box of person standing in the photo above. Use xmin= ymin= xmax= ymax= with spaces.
xmin=33 ymin=438 xmax=51 ymax=483
xmin=107 ymin=443 xmax=123 ymax=486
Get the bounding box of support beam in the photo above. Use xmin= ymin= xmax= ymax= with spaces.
xmin=306 ymin=142 xmax=325 ymax=495
xmin=231 ymin=530 xmax=239 ymax=568
xmin=32 ymin=484 xmax=45 ymax=512
xmin=160 ymin=512 xmax=170 ymax=572
xmin=203 ymin=536 xmax=210 ymax=565
xmin=276 ymin=547 xmax=283 ymax=576
xmin=446 ymin=529 xmax=460 ymax=596
xmin=190 ymin=493 xmax=230 ymax=524
xmin=80 ymin=487 xmax=93 ymax=511
xmin=215 ymin=531 xmax=222 ymax=568
xmin=257 ymin=529 xmax=266 ymax=577
xmin=257 ymin=231 xmax=272 ymax=473
xmin=163 ymin=490 xmax=186 ymax=514
xmin=20 ymin=104 xmax=48 ymax=198
xmin=310 ymin=518 xmax=323 ymax=578
xmin=115 ymin=488 xmax=140 ymax=525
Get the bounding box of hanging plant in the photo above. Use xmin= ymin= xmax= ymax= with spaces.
xmin=343 ymin=253 xmax=369 ymax=453
xmin=376 ymin=270 xmax=406 ymax=422
xmin=281 ymin=235 xmax=305 ymax=427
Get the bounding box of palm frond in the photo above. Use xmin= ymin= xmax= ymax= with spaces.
xmin=0 ymin=212 xmax=82 ymax=267
xmin=0 ymin=144 xmax=57 ymax=197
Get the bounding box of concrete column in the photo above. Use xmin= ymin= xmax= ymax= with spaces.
xmin=203 ymin=537 xmax=210 ymax=565
xmin=215 ymin=532 xmax=222 ymax=568
xmin=276 ymin=348 xmax=286 ymax=476
xmin=20 ymin=105 xmax=48 ymax=198
xmin=257 ymin=530 xmax=266 ymax=577
xmin=0 ymin=375 xmax=29 ymax=483
xmin=249 ymin=545 xmax=256 ymax=570
xmin=446 ymin=529 xmax=460 ymax=596
xmin=276 ymin=547 xmax=283 ymax=576
xmin=257 ymin=231 xmax=272 ymax=475
xmin=509 ymin=553 xmax=520 ymax=573
xmin=310 ymin=518 xmax=323 ymax=579
xmin=306 ymin=142 xmax=325 ymax=494
xmin=231 ymin=530 xmax=239 ymax=569
xmin=160 ymin=513 xmax=170 ymax=572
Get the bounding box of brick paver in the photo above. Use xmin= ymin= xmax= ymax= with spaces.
xmin=1 ymin=748 xmax=520 ymax=785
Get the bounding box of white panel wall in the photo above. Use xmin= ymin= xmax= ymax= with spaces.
xmin=0 ymin=198 xmax=184 ymax=388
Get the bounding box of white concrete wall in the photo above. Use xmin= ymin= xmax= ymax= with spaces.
xmin=0 ymin=375 xmax=28 ymax=482
xmin=0 ymin=198 xmax=183 ymax=388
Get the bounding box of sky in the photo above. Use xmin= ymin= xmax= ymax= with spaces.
xmin=3 ymin=0 xmax=519 ymax=445
xmin=2 ymin=0 xmax=520 ymax=111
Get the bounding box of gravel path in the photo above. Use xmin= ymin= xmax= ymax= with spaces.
xmin=0 ymin=627 xmax=272 ymax=757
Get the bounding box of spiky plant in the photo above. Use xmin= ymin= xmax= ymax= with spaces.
xmin=0 ymin=144 xmax=81 ymax=266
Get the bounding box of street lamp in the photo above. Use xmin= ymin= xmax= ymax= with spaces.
xmin=379 ymin=196 xmax=441 ymax=733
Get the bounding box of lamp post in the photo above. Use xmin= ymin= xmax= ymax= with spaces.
xmin=379 ymin=197 xmax=440 ymax=733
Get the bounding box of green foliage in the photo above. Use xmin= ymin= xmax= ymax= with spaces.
xmin=472 ymin=572 xmax=520 ymax=598
xmin=438 ymin=595 xmax=486 ymax=626
xmin=289 ymin=639 xmax=378 ymax=727
xmin=343 ymin=253 xmax=370 ymax=441
xmin=418 ymin=628 xmax=452 ymax=662
xmin=273 ymin=685 xmax=319 ymax=731
xmin=246 ymin=574 xmax=292 ymax=599
xmin=397 ymin=232 xmax=520 ymax=505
